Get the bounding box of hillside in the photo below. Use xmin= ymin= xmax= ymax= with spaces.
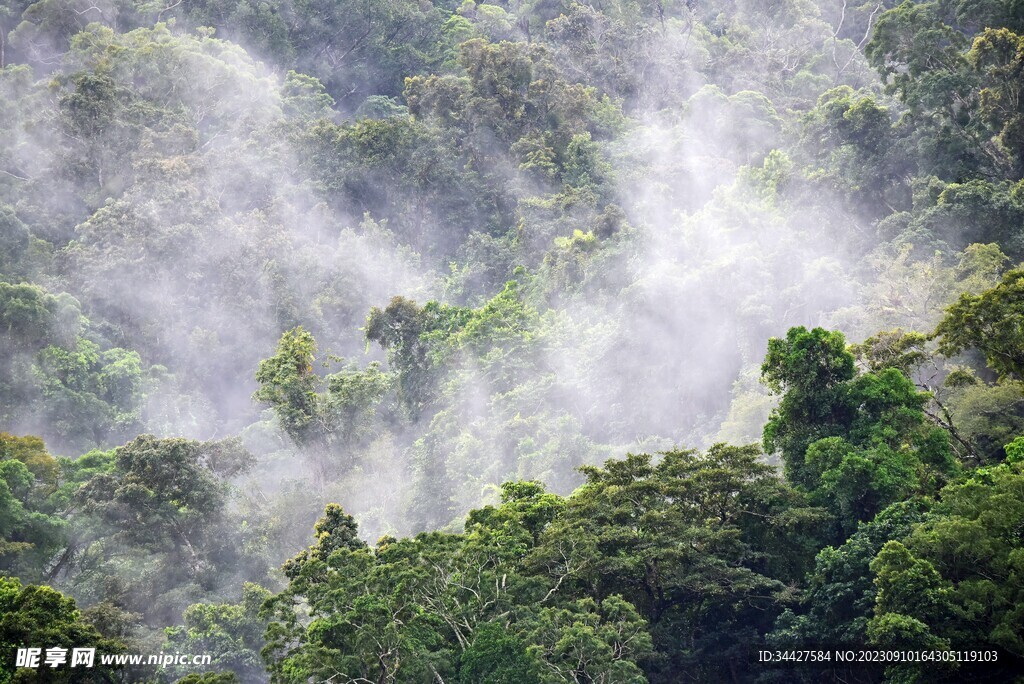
xmin=1 ymin=1 xmax=1024 ymax=682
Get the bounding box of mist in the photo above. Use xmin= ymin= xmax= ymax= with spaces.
xmin=0 ymin=1 xmax=886 ymax=534
xmin=4 ymin=1 xmax=1022 ymax=681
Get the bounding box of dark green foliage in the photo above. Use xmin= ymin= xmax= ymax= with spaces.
xmin=364 ymin=297 xmax=450 ymax=416
xmin=865 ymin=455 xmax=1024 ymax=679
xmin=527 ymin=444 xmax=824 ymax=682
xmin=769 ymin=500 xmax=930 ymax=681
xmin=258 ymin=444 xmax=819 ymax=683
xmin=763 ymin=326 xmax=956 ymax=535
xmin=265 ymin=449 xmax=808 ymax=683
xmin=458 ymin=622 xmax=541 ymax=684
xmin=77 ymin=435 xmax=235 ymax=543
xmin=761 ymin=326 xmax=858 ymax=487
xmin=800 ymin=86 xmax=912 ymax=218
xmin=0 ymin=282 xmax=79 ymax=352
xmin=0 ymin=576 xmax=125 ymax=684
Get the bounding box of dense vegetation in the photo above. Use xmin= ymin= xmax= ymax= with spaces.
xmin=1 ymin=0 xmax=1023 ymax=681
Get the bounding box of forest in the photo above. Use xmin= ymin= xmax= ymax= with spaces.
xmin=1 ymin=0 xmax=1023 ymax=682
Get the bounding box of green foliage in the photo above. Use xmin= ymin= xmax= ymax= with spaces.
xmin=771 ymin=501 xmax=930 ymax=652
xmin=33 ymin=340 xmax=146 ymax=453
xmin=944 ymin=380 xmax=1024 ymax=463
xmin=528 ymin=445 xmax=824 ymax=681
xmin=364 ymin=297 xmax=447 ymax=416
xmin=0 ymin=458 xmax=63 ymax=578
xmin=0 ymin=432 xmax=58 ymax=484
xmin=255 ymin=327 xmax=395 ymax=482
xmin=969 ymin=28 xmax=1024 ymax=178
xmin=865 ymin=0 xmax=1024 ymax=182
xmin=66 ymin=435 xmax=264 ymax=626
xmin=166 ymin=584 xmax=271 ymax=684
xmin=2 ymin=1 xmax=1024 ymax=682
xmin=864 ymin=456 xmax=1024 ymax=679
xmin=761 ymin=326 xmax=858 ymax=487
xmin=253 ymin=328 xmax=320 ymax=444
xmin=0 ymin=576 xmax=125 ymax=684
xmin=458 ymin=621 xmax=541 ymax=684
xmin=522 ymin=595 xmax=652 ymax=684
xmin=935 ymin=268 xmax=1024 ymax=380
xmin=0 ymin=282 xmax=80 ymax=352
xmin=868 ymin=541 xmax=957 ymax=648
xmin=800 ymin=85 xmax=909 ymax=217
xmin=76 ymin=435 xmax=233 ymax=545
xmin=468 ymin=480 xmax=566 ymax=545
xmin=365 ymin=282 xmax=541 ymax=418
xmin=763 ymin=327 xmax=956 ymax=534
xmin=264 ymin=509 xmax=477 ymax=683
xmin=773 ymin=452 xmax=1024 ymax=680
xmin=0 ymin=281 xmax=161 ymax=454
xmin=884 ymin=179 xmax=1024 ymax=258
xmin=0 ymin=433 xmax=64 ymax=579
xmin=851 ymin=329 xmax=930 ymax=376
xmin=280 ymin=71 xmax=334 ymax=121
xmin=189 ymin=0 xmax=452 ymax=108
xmin=262 ymin=470 xmax=668 ymax=683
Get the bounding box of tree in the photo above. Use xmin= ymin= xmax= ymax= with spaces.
xmin=253 ymin=327 xmax=321 ymax=446
xmin=769 ymin=500 xmax=930 ymax=681
xmin=458 ymin=621 xmax=541 ymax=684
xmin=69 ymin=435 xmax=260 ymax=625
xmin=968 ymin=28 xmax=1024 ymax=178
xmin=761 ymin=326 xmax=857 ymax=488
xmin=0 ymin=205 xmax=29 ymax=279
xmin=0 ymin=433 xmax=63 ymax=579
xmin=365 ymin=296 xmax=467 ymax=416
xmin=528 ymin=445 xmax=824 ymax=682
xmin=522 ymin=596 xmax=651 ymax=684
xmin=860 ymin=451 xmax=1024 ymax=680
xmin=166 ymin=584 xmax=271 ymax=684
xmin=0 ymin=576 xmax=125 ymax=684
xmin=262 ymin=506 xmax=454 ymax=684
xmin=798 ymin=86 xmax=910 ymax=218
xmin=935 ymin=267 xmax=1024 ymax=380
xmin=0 ymin=432 xmax=58 ymax=484
xmin=76 ymin=435 xmax=235 ymax=554
xmin=0 ymin=282 xmax=80 ymax=353
xmin=763 ymin=327 xmax=957 ymax=535
xmin=263 ymin=487 xmax=655 ymax=684
xmin=943 ymin=379 xmax=1024 ymax=463
xmin=33 ymin=340 xmax=146 ymax=453
xmin=255 ymin=327 xmax=395 ymax=483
